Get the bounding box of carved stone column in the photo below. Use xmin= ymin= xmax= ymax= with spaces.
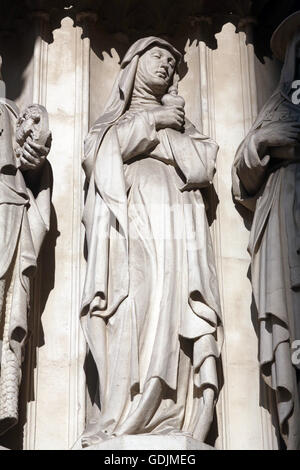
xmin=211 ymin=22 xmax=278 ymax=449
xmin=23 ymin=11 xmax=50 ymax=451
xmin=66 ymin=11 xmax=97 ymax=449
xmin=180 ymin=14 xmax=279 ymax=450
xmin=22 ymin=12 xmax=95 ymax=450
xmin=237 ymin=16 xmax=258 ymax=132
xmin=30 ymin=11 xmax=50 ymax=105
xmin=178 ymin=16 xmax=228 ymax=449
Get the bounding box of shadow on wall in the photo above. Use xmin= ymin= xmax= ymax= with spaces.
xmin=0 ymin=29 xmax=35 ymax=103
xmin=1 ymin=0 xmax=300 ymax=103
xmin=80 ymin=0 xmax=300 ymax=64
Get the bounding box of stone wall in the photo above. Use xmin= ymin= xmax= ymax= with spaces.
xmin=0 ymin=4 xmax=289 ymax=450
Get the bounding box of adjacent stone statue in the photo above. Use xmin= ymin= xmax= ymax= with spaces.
xmin=80 ymin=37 xmax=223 ymax=448
xmin=0 ymin=66 xmax=52 ymax=436
xmin=232 ymin=12 xmax=300 ymax=450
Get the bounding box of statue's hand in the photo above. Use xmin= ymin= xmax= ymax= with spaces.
xmin=254 ymin=121 xmax=300 ymax=151
xmin=19 ymin=136 xmax=51 ymax=171
xmin=152 ymin=105 xmax=185 ymax=131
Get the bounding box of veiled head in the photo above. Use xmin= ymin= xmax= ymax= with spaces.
xmin=286 ymin=31 xmax=300 ymax=81
xmin=85 ymin=37 xmax=182 ymax=153
xmin=136 ymin=45 xmax=177 ymax=95
xmin=271 ymin=11 xmax=300 ymax=61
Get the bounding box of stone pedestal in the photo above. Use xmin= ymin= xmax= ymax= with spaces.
xmin=72 ymin=435 xmax=214 ymax=451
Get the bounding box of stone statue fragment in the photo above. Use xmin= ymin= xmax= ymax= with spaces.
xmin=232 ymin=11 xmax=300 ymax=450
xmin=0 ymin=63 xmax=52 ymax=436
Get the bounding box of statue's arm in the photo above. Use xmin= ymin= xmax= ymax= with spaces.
xmin=15 ymin=104 xmax=52 ymax=189
xmin=234 ymin=120 xmax=300 ymax=197
xmin=178 ymin=121 xmax=218 ymax=187
xmin=116 ymin=111 xmax=159 ymax=162
xmin=234 ymin=130 xmax=270 ymax=196
xmin=19 ymin=139 xmax=51 ymax=191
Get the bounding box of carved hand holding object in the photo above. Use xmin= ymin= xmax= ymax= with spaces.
xmin=15 ymin=104 xmax=52 ymax=171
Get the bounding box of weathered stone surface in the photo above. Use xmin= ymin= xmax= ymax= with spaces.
xmin=232 ymin=11 xmax=300 ymax=451
xmin=1 ymin=1 xmax=296 ymax=452
xmin=73 ymin=435 xmax=214 ymax=451
xmin=79 ymin=36 xmax=222 ymax=449
xmin=0 ymin=98 xmax=52 ymax=438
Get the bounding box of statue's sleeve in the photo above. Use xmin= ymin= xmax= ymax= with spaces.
xmin=235 ymin=132 xmax=270 ymax=194
xmin=164 ymin=121 xmax=219 ymax=190
xmin=232 ymin=129 xmax=270 ymax=211
xmin=116 ymin=111 xmax=159 ymax=161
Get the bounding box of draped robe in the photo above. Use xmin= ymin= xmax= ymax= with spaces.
xmin=0 ymin=99 xmax=51 ymax=436
xmin=81 ymin=106 xmax=222 ymax=446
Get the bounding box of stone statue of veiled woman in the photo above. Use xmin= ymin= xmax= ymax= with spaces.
xmin=232 ymin=12 xmax=300 ymax=449
xmin=80 ymin=37 xmax=223 ymax=448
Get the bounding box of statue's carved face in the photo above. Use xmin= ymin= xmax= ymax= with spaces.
xmin=138 ymin=46 xmax=176 ymax=94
